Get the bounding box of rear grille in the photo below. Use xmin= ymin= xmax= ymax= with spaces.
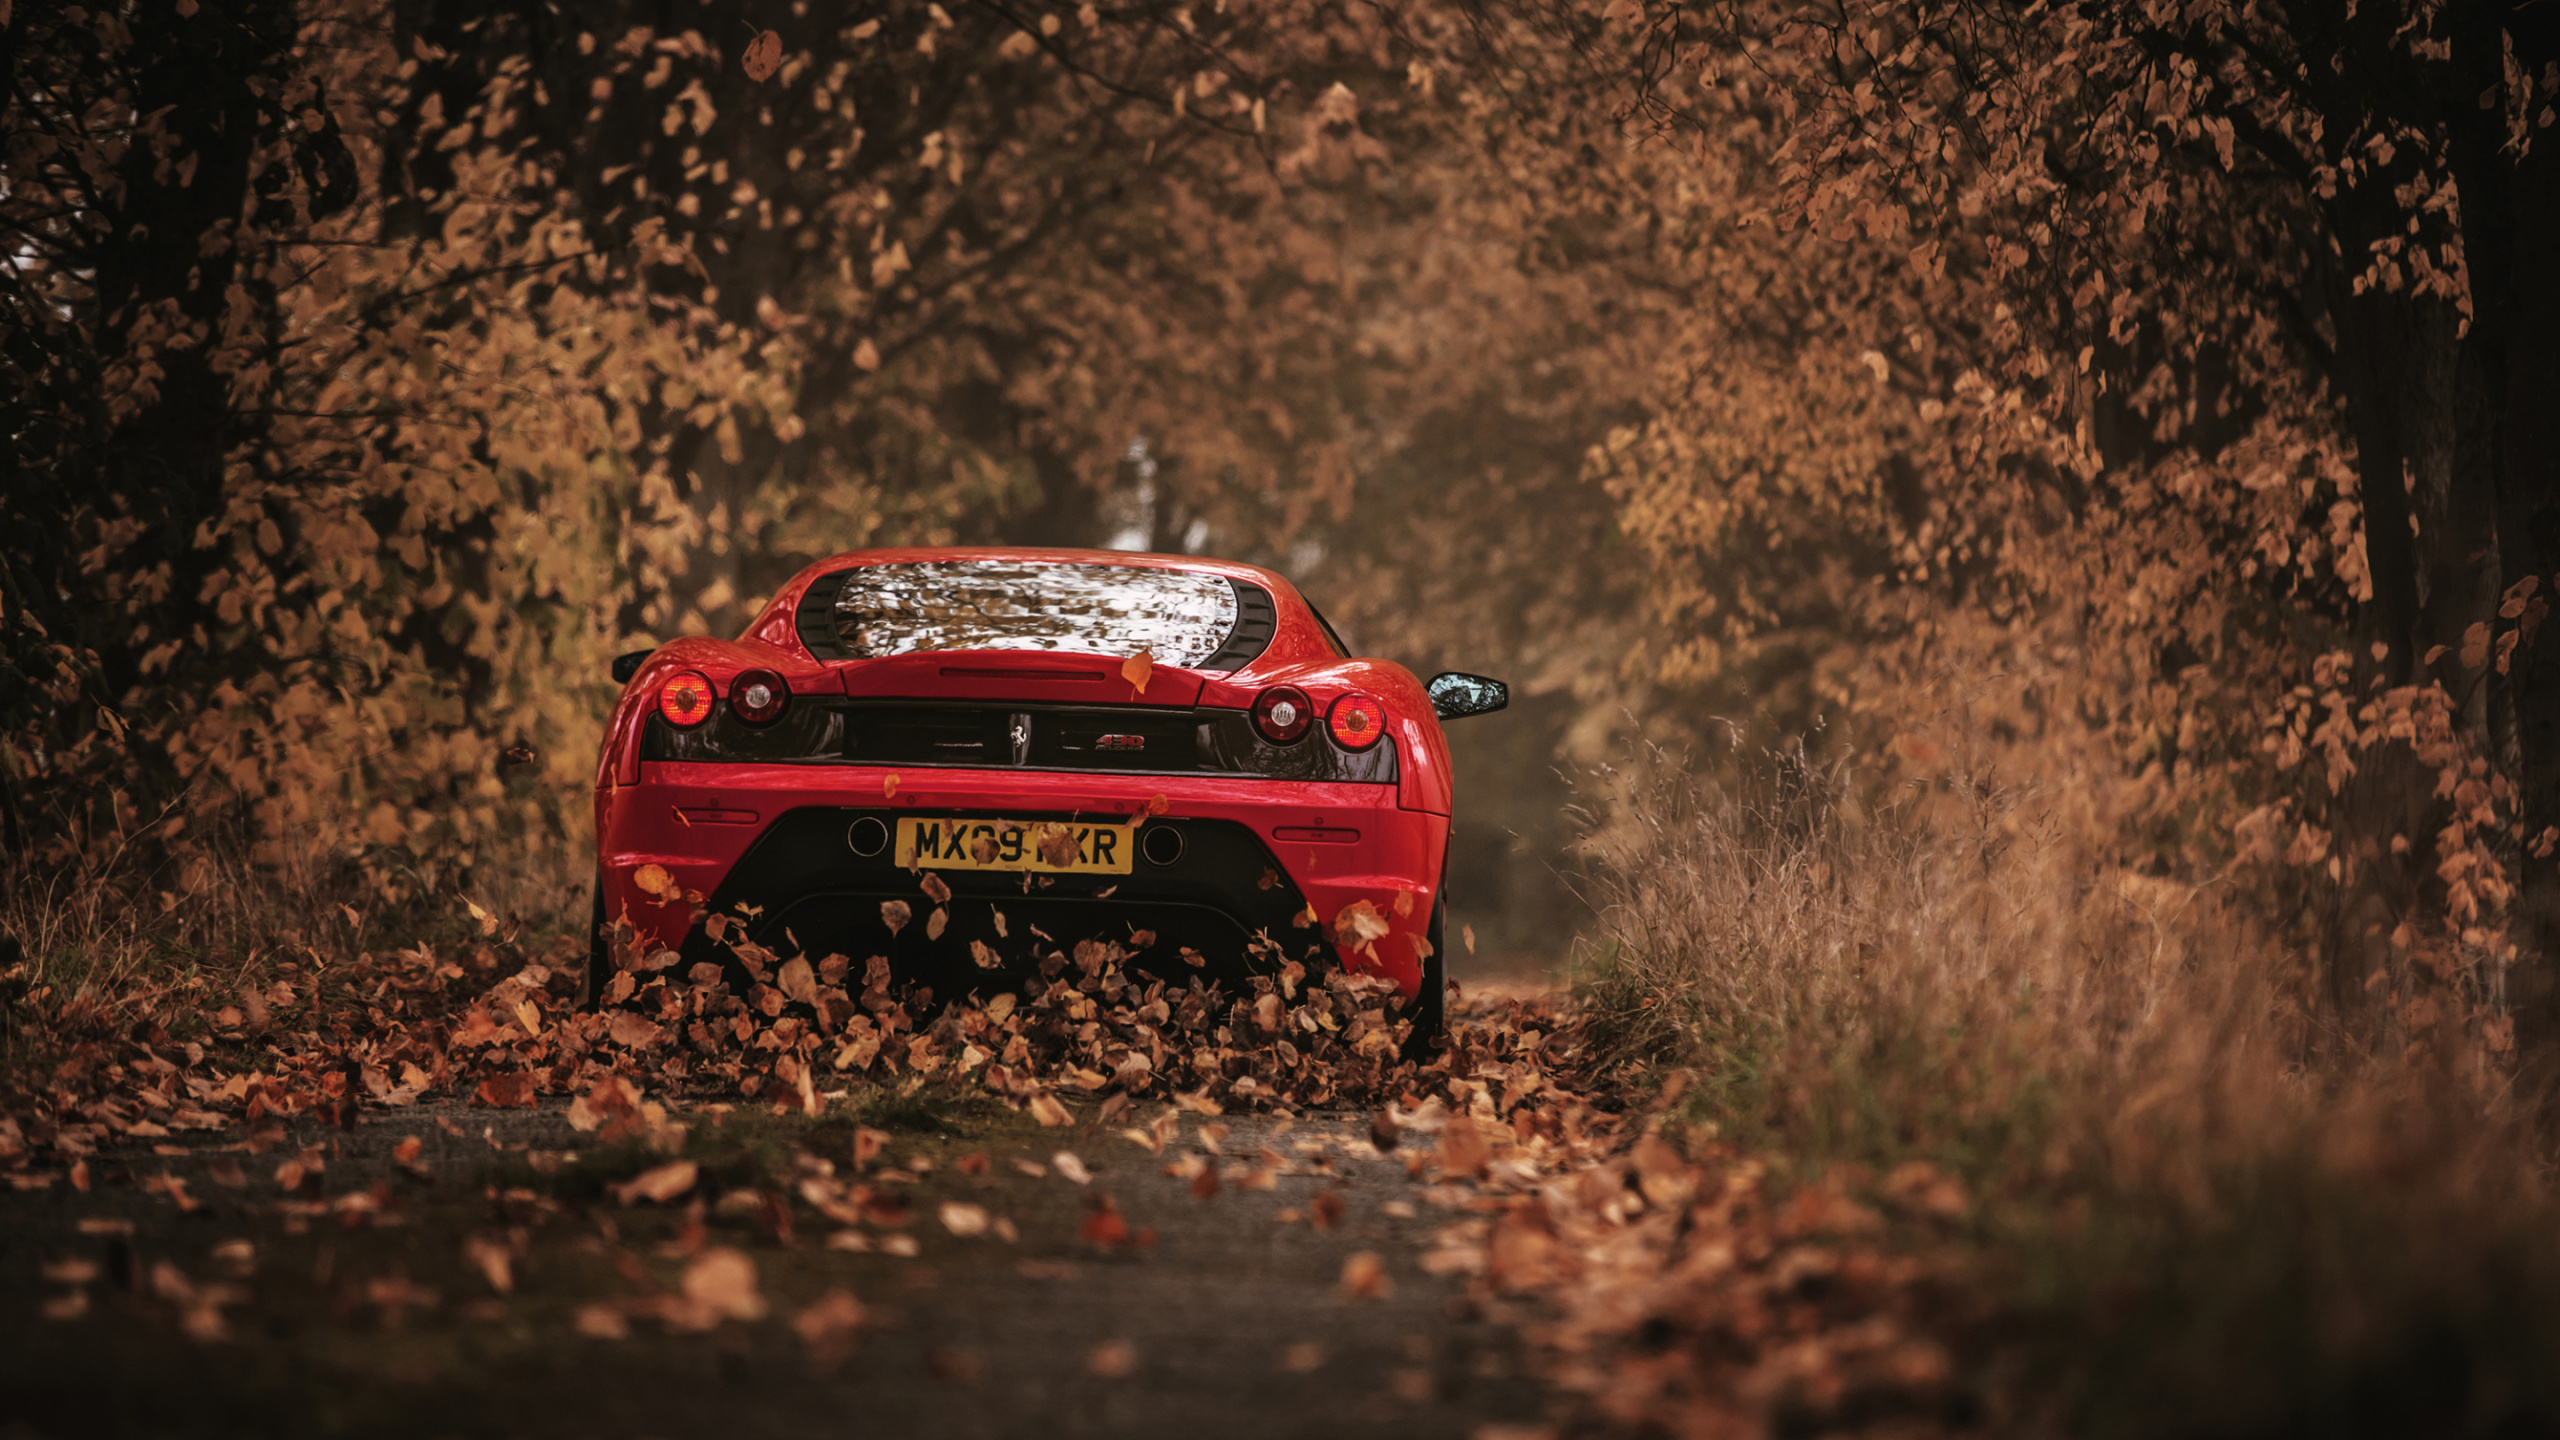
xmin=843 ymin=705 xmax=1013 ymax=765
xmin=1031 ymin=708 xmax=1200 ymax=770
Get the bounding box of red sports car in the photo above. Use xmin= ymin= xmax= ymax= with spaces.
xmin=589 ymin=547 xmax=1507 ymax=1037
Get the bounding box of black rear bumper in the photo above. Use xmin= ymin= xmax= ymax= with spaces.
xmin=683 ymin=805 xmax=1316 ymax=1008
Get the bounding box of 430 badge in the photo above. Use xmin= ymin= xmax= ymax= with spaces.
xmin=895 ymin=817 xmax=1135 ymax=874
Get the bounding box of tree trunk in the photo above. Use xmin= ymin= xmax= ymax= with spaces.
xmin=2450 ymin=0 xmax=2560 ymax=1040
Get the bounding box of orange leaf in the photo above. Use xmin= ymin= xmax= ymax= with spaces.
xmin=741 ymin=28 xmax=783 ymax=81
xmin=473 ymin=1073 xmax=538 ymax=1109
xmin=1121 ymin=650 xmax=1153 ymax=694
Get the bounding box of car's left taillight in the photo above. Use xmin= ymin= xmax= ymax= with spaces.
xmin=658 ymin=670 xmax=716 ymax=727
xmin=729 ymin=667 xmax=789 ymax=725
xmin=1253 ymin=685 xmax=1315 ymax=744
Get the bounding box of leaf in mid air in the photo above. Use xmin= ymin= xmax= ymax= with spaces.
xmin=742 ymin=29 xmax=783 ymax=81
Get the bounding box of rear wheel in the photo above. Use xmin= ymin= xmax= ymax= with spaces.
xmin=582 ymin=873 xmax=607 ymax=1010
xmin=1405 ymin=880 xmax=1448 ymax=1057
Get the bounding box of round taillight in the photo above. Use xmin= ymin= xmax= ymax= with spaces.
xmin=1253 ymin=685 xmax=1314 ymax=744
xmin=729 ymin=667 xmax=789 ymax=725
xmin=1327 ymin=691 xmax=1386 ymax=750
xmin=657 ymin=670 xmax=715 ymax=727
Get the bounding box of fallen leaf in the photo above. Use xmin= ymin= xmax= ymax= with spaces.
xmin=1121 ymin=650 xmax=1153 ymax=693
xmin=1088 ymin=1338 xmax=1138 ymax=1377
xmin=42 ymin=1291 xmax=89 ymax=1322
xmin=464 ymin=1235 xmax=514 ymax=1293
xmin=1080 ymin=1193 xmax=1131 ymax=1246
xmin=881 ymin=900 xmax=911 ymax=935
xmin=1370 ymin=1110 xmax=1400 ymax=1152
xmin=473 ymin=1073 xmax=538 ymax=1109
xmin=1310 ymin=1190 xmax=1346 ymax=1230
xmin=614 ymin=1160 xmax=700 ymax=1205
xmin=634 ymin=864 xmax=676 ymax=897
xmin=921 ymin=873 xmax=952 ymax=905
xmin=1434 ymin=1114 xmax=1492 ymax=1179
xmin=853 ymin=1127 xmax=889 ymax=1168
xmin=1028 ymin=1092 xmax=1073 ymax=1127
xmin=794 ymin=1288 xmax=868 ymax=1367
xmin=1339 ymin=1250 xmax=1392 ymax=1299
xmin=1052 ymin=1151 xmax=1092 ymax=1184
xmin=680 ymin=1246 xmax=766 ymax=1323
xmin=1463 ymin=923 xmax=1477 ymax=955
xmin=939 ymin=1202 xmax=990 ymax=1236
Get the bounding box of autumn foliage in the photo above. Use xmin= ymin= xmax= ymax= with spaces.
xmin=7 ymin=0 xmax=2560 ymax=1427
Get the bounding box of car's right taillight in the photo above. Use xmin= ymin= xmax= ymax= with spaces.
xmin=658 ymin=670 xmax=716 ymax=727
xmin=1326 ymin=690 xmax=1386 ymax=750
xmin=1253 ymin=685 xmax=1314 ymax=744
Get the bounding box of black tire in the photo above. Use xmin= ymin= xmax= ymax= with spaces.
xmin=581 ymin=872 xmax=607 ymax=1011
xmin=1405 ymin=881 xmax=1448 ymax=1058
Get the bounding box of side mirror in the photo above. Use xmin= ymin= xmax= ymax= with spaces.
xmin=1426 ymin=672 xmax=1508 ymax=721
xmin=611 ymin=649 xmax=656 ymax=684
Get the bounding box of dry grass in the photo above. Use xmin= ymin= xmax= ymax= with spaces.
xmin=0 ymin=803 xmax=590 ymax=1067
xmin=1575 ymin=745 xmax=2560 ymax=1435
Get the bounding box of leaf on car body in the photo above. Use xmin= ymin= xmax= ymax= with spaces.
xmin=1121 ymin=649 xmax=1153 ymax=694
xmin=1032 ymin=822 xmax=1080 ymax=868
xmin=1332 ymin=898 xmax=1391 ymax=952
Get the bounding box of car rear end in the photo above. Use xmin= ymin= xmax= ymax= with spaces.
xmin=592 ymin=551 xmax=1449 ymax=1010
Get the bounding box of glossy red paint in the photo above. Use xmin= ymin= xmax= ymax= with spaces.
xmin=591 ymin=546 xmax=1457 ymax=996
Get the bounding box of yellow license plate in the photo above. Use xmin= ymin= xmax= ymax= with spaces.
xmin=895 ymin=816 xmax=1135 ymax=874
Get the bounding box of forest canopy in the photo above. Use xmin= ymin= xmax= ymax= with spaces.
xmin=4 ymin=0 xmax=2557 ymax=1050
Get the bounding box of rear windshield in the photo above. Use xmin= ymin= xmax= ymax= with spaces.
xmin=827 ymin=560 xmax=1241 ymax=667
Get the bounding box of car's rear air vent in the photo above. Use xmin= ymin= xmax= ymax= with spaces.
xmin=1198 ymin=580 xmax=1277 ymax=672
xmin=1032 ymin=709 xmax=1201 ymax=770
xmin=842 ymin=705 xmax=1013 ymax=765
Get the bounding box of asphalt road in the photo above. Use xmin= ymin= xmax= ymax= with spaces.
xmin=0 ymin=1095 xmax=1553 ymax=1440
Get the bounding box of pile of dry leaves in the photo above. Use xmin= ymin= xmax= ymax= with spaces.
xmin=1 ymin=887 xmax=1983 ymax=1437
xmin=0 ymin=882 xmax=1567 ymax=1172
